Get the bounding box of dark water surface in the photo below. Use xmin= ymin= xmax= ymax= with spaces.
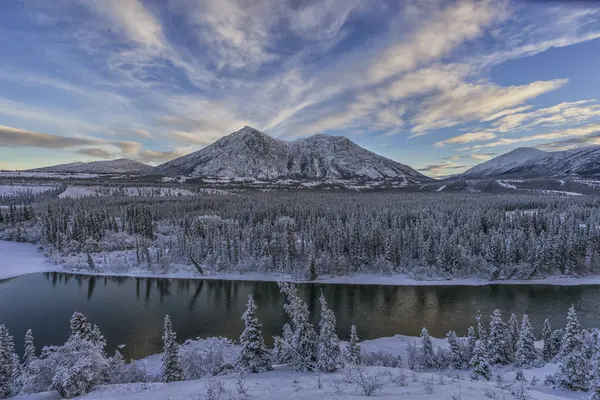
xmin=1 ymin=272 xmax=600 ymax=360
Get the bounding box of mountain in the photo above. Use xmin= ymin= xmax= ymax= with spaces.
xmin=153 ymin=126 xmax=430 ymax=182
xmin=31 ymin=158 xmax=152 ymax=174
xmin=461 ymin=146 xmax=600 ymax=179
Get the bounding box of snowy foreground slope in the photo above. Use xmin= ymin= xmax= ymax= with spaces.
xmin=16 ymin=334 xmax=570 ymax=400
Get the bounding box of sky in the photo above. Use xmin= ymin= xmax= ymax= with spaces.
xmin=1 ymin=0 xmax=600 ymax=176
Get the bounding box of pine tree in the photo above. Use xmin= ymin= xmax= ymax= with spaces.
xmin=516 ymin=314 xmax=536 ymax=367
xmin=467 ymin=326 xmax=477 ymax=361
xmin=446 ymin=330 xmax=464 ymax=369
xmin=237 ymin=295 xmax=272 ymax=373
xmin=589 ymin=338 xmax=600 ymax=400
xmin=420 ymin=327 xmax=435 ymax=369
xmin=470 ymin=340 xmax=491 ymax=381
xmin=317 ymin=294 xmax=342 ymax=372
xmin=476 ymin=310 xmax=489 ymax=351
xmin=489 ymin=309 xmax=510 ymax=365
xmin=0 ymin=325 xmax=18 ymax=398
xmin=161 ymin=315 xmax=184 ymax=383
xmin=307 ymin=252 xmax=317 ymax=281
xmin=347 ymin=325 xmax=361 ymax=365
xmin=22 ymin=329 xmax=36 ymax=368
xmin=507 ymin=313 xmax=519 ymax=360
xmin=541 ymin=319 xmax=553 ymax=362
xmin=557 ymin=306 xmax=589 ymax=391
xmin=279 ymin=282 xmax=317 ymax=371
xmin=69 ymin=311 xmax=93 ymax=340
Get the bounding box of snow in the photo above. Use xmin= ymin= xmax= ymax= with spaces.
xmin=0 ymin=184 xmax=57 ymax=196
xmin=538 ymin=190 xmax=582 ymax=197
xmin=0 ymin=241 xmax=60 ymax=279
xmin=31 ymin=158 xmax=151 ymax=174
xmin=0 ymin=171 xmax=99 ymax=179
xmin=15 ymin=334 xmax=574 ymax=400
xmin=58 ymin=186 xmax=98 ymax=199
xmin=436 ymin=185 xmax=446 ymax=192
xmin=496 ymin=180 xmax=516 ymax=189
xmin=462 ymin=147 xmax=546 ymax=178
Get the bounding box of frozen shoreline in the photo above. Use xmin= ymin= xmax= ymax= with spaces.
xmin=3 ymin=240 xmax=600 ymax=286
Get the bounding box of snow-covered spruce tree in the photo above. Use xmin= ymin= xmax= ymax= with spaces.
xmin=347 ymin=325 xmax=361 ymax=365
xmin=0 ymin=325 xmax=18 ymax=398
xmin=49 ymin=330 xmax=109 ymax=398
xmin=278 ymin=282 xmax=317 ymax=371
xmin=507 ymin=313 xmax=519 ymax=361
xmin=106 ymin=350 xmax=126 ymax=384
xmin=69 ymin=311 xmax=93 ymax=340
xmin=489 ymin=309 xmax=510 ymax=365
xmin=466 ymin=326 xmax=477 ymax=361
xmin=589 ymin=338 xmax=600 ymax=400
xmin=22 ymin=329 xmax=37 ymax=368
xmin=420 ymin=327 xmax=435 ymax=369
xmin=446 ymin=330 xmax=465 ymax=370
xmin=516 ymin=314 xmax=536 ymax=367
xmin=476 ymin=310 xmax=489 ymax=350
xmin=161 ymin=315 xmax=184 ymax=383
xmin=237 ymin=295 xmax=272 ymax=373
xmin=470 ymin=340 xmax=491 ymax=381
xmin=557 ymin=305 xmax=589 ymax=391
xmin=273 ymin=323 xmax=293 ymax=364
xmin=307 ymin=252 xmax=317 ymax=281
xmin=317 ymin=294 xmax=342 ymax=372
xmin=551 ymin=328 xmax=564 ymax=360
xmin=542 ymin=319 xmax=553 ymax=362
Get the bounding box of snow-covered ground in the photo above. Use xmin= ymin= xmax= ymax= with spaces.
xmin=58 ymin=186 xmax=98 ymax=199
xmin=5 ymin=240 xmax=600 ymax=287
xmin=0 ymin=184 xmax=57 ymax=196
xmin=15 ymin=335 xmax=573 ymax=400
xmin=0 ymin=171 xmax=99 ymax=179
xmin=496 ymin=180 xmax=517 ymax=189
xmin=0 ymin=241 xmax=60 ymax=280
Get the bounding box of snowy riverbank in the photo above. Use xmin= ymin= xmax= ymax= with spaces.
xmin=0 ymin=241 xmax=61 ymax=280
xmin=4 ymin=240 xmax=600 ymax=287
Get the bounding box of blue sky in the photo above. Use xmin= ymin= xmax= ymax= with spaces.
xmin=1 ymin=0 xmax=600 ymax=176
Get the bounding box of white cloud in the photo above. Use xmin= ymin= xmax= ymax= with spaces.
xmin=436 ymin=131 xmax=497 ymax=147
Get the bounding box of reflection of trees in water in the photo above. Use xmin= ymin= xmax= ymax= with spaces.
xmin=36 ymin=272 xmax=596 ymax=358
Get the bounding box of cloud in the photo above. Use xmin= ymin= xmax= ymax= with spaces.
xmin=436 ymin=131 xmax=497 ymax=147
xmin=76 ymin=148 xmax=113 ymax=159
xmin=135 ymin=149 xmax=188 ymax=164
xmin=368 ymin=0 xmax=505 ymax=84
xmin=0 ymin=125 xmax=103 ymax=149
xmin=417 ymin=161 xmax=472 ymax=176
xmin=471 ymin=152 xmax=497 ymax=160
xmin=168 ymin=131 xmax=217 ymax=146
xmin=133 ymin=129 xmax=152 ymax=138
xmin=468 ymin=123 xmax=600 ymax=150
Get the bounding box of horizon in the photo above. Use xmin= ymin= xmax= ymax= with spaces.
xmin=1 ymin=1 xmax=600 ymax=176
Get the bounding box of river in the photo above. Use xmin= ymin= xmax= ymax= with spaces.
xmin=1 ymin=272 xmax=599 ymax=360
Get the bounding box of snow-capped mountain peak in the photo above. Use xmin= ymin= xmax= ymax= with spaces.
xmin=153 ymin=126 xmax=430 ymax=182
xmin=461 ymin=147 xmax=547 ymax=178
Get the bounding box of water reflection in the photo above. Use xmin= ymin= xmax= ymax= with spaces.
xmin=1 ymin=272 xmax=599 ymax=361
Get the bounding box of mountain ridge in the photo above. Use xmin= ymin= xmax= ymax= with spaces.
xmin=30 ymin=158 xmax=152 ymax=174
xmin=153 ymin=126 xmax=431 ymax=182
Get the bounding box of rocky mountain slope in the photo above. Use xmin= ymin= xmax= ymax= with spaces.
xmin=461 ymin=146 xmax=600 ymax=179
xmin=31 ymin=158 xmax=152 ymax=174
xmin=154 ymin=126 xmax=430 ymax=182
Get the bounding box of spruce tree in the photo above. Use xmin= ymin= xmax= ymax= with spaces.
xmin=347 ymin=325 xmax=361 ymax=365
xmin=22 ymin=329 xmax=36 ymax=367
xmin=0 ymin=325 xmax=17 ymax=398
xmin=507 ymin=313 xmax=519 ymax=360
xmin=420 ymin=327 xmax=435 ymax=369
xmin=470 ymin=340 xmax=491 ymax=381
xmin=516 ymin=314 xmax=536 ymax=367
xmin=316 ymin=294 xmax=342 ymax=372
xmin=307 ymin=253 xmax=317 ymax=281
xmin=279 ymin=282 xmax=317 ymax=371
xmin=489 ymin=309 xmax=510 ymax=365
xmin=446 ymin=330 xmax=464 ymax=369
xmin=466 ymin=326 xmax=477 ymax=361
xmin=589 ymin=339 xmax=600 ymax=400
xmin=161 ymin=315 xmax=184 ymax=383
xmin=476 ymin=310 xmax=489 ymax=351
xmin=557 ymin=306 xmax=589 ymax=391
xmin=541 ymin=318 xmax=553 ymax=362
xmin=237 ymin=295 xmax=272 ymax=373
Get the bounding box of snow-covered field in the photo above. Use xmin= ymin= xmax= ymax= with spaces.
xmin=496 ymin=180 xmax=517 ymax=189
xmin=58 ymin=186 xmax=98 ymax=199
xmin=0 ymin=184 xmax=57 ymax=196
xmin=0 ymin=241 xmax=60 ymax=280
xmin=0 ymin=172 xmax=99 ymax=179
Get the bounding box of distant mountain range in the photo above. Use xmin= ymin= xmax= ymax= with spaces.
xmin=153 ymin=126 xmax=430 ymax=183
xmin=461 ymin=146 xmax=600 ymax=179
xmin=30 ymin=158 xmax=152 ymax=174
